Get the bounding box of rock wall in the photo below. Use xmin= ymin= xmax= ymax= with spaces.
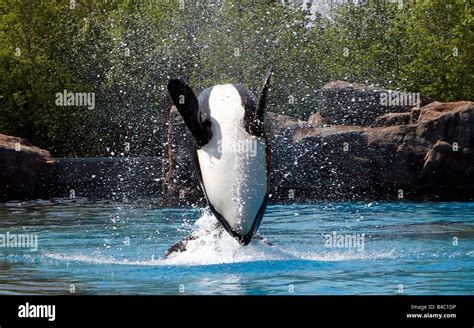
xmin=315 ymin=81 xmax=431 ymax=126
xmin=287 ymin=101 xmax=474 ymax=201
xmin=54 ymin=157 xmax=161 ymax=199
xmin=0 ymin=135 xmax=161 ymax=201
xmin=0 ymin=134 xmax=56 ymax=201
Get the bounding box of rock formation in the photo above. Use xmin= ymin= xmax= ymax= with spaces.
xmin=0 ymin=134 xmax=56 ymax=201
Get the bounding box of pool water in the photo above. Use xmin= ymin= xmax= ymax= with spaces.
xmin=0 ymin=199 xmax=473 ymax=295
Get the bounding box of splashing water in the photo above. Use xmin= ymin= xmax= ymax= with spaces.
xmin=162 ymin=212 xmax=292 ymax=266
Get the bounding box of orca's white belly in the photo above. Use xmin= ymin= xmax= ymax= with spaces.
xmin=196 ymin=85 xmax=267 ymax=236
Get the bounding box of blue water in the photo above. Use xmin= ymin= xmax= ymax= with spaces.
xmin=0 ymin=199 xmax=473 ymax=295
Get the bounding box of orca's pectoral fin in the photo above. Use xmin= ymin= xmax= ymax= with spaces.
xmin=255 ymin=234 xmax=273 ymax=246
xmin=167 ymin=79 xmax=212 ymax=147
xmin=163 ymin=233 xmax=199 ymax=259
xmin=245 ymin=67 xmax=272 ymax=137
xmin=163 ymin=222 xmax=224 ymax=258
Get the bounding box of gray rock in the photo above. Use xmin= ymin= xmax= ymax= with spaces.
xmin=374 ymin=112 xmax=412 ymax=127
xmin=317 ymin=81 xmax=431 ymax=126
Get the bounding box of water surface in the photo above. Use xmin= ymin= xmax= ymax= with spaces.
xmin=0 ymin=199 xmax=473 ymax=295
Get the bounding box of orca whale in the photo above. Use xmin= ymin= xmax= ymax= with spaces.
xmin=165 ymin=69 xmax=272 ymax=255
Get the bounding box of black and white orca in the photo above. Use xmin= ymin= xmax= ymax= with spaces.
xmin=166 ymin=69 xmax=272 ymax=250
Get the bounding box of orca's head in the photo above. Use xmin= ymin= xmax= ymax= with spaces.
xmin=167 ymin=69 xmax=272 ymax=147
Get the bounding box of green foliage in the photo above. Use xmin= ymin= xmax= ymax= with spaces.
xmin=316 ymin=1 xmax=404 ymax=88
xmin=398 ymin=0 xmax=474 ymax=100
xmin=315 ymin=0 xmax=473 ymax=100
xmin=0 ymin=0 xmax=472 ymax=157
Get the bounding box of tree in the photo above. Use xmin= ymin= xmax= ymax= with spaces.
xmin=399 ymin=0 xmax=473 ymax=101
